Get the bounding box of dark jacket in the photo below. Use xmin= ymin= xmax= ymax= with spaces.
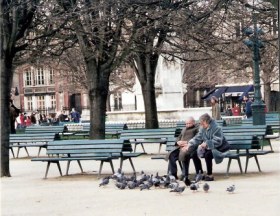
xmin=166 ymin=124 xmax=199 ymax=161
xmin=245 ymin=100 xmax=252 ymax=118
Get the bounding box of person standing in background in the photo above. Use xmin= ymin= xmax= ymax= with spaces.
xmin=210 ymin=96 xmax=221 ymax=120
xmin=243 ymin=94 xmax=252 ymax=118
xmin=231 ymin=104 xmax=241 ymax=116
xmin=70 ymin=108 xmax=81 ymax=123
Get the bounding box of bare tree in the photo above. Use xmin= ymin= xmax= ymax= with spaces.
xmin=55 ymin=0 xmax=140 ymax=138
xmin=126 ymin=0 xmax=231 ymax=128
xmin=1 ymin=0 xmax=41 ymax=177
xmin=55 ymin=47 xmax=135 ymax=111
xmin=182 ymin=0 xmax=278 ymax=111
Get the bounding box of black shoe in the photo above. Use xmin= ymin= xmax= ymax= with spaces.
xmin=204 ymin=176 xmax=214 ymax=181
xmin=179 ymin=175 xmax=185 ymax=181
xmin=184 ymin=177 xmax=191 ymax=186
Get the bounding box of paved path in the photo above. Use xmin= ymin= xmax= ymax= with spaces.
xmin=1 ymin=140 xmax=280 ymax=216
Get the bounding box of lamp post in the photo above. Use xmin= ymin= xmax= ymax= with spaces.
xmin=243 ymin=13 xmax=266 ymax=125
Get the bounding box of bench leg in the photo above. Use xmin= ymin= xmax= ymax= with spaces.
xmin=56 ymin=161 xmax=63 ymax=177
xmin=109 ymin=160 xmax=115 ymax=174
xmin=158 ymin=143 xmax=162 ymax=153
xmin=44 ymin=162 xmax=51 ymax=179
xmin=128 ymin=158 xmax=136 ymax=173
xmin=254 ymin=155 xmax=262 ymax=172
xmin=120 ymin=158 xmax=124 ymax=171
xmin=66 ymin=161 xmax=71 ymax=175
xmin=262 ymin=139 xmax=273 ymax=152
xmin=245 ymin=156 xmax=250 ymax=173
xmin=134 ymin=142 xmax=146 ymax=153
xmin=17 ymin=147 xmax=29 ymax=158
xmin=237 ymin=158 xmax=243 ymax=174
xmin=38 ymin=147 xmax=42 ymax=157
xmin=140 ymin=143 xmax=146 ymax=153
xmin=24 ymin=147 xmax=30 ymax=157
xmin=98 ymin=161 xmax=104 ymax=179
xmin=77 ymin=160 xmax=83 ymax=173
xmin=226 ymin=158 xmax=232 ymax=176
xmin=10 ymin=147 xmax=15 ymax=158
xmin=267 ymin=139 xmax=274 ymax=152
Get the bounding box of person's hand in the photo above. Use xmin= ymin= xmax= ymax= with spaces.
xmin=200 ymin=142 xmax=207 ymax=149
xmin=177 ymin=140 xmax=187 ymax=147
xmin=181 ymin=145 xmax=189 ymax=152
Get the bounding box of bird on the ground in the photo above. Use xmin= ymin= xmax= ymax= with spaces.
xmin=195 ymin=171 xmax=204 ymax=183
xmin=168 ymin=180 xmax=179 ymax=190
xmin=152 ymin=174 xmax=161 ymax=187
xmin=139 ymin=183 xmax=151 ymax=191
xmin=169 ymin=175 xmax=177 ymax=182
xmin=99 ymin=176 xmax=110 ymax=187
xmin=112 ymin=168 xmax=122 ymax=180
xmin=115 ymin=182 xmax=127 ymax=190
xmin=139 ymin=171 xmax=149 ymax=182
xmin=162 ymin=175 xmax=171 ymax=188
xmin=127 ymin=181 xmax=137 ymax=189
xmin=226 ymin=185 xmax=235 ymax=193
xmin=190 ymin=183 xmax=199 ymax=192
xmin=170 ymin=186 xmax=186 ymax=194
xmin=203 ymin=183 xmax=210 ymax=192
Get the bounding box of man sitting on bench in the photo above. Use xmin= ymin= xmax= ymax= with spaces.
xmin=168 ymin=117 xmax=203 ymax=186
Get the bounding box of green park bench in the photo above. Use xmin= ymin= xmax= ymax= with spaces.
xmin=25 ymin=125 xmax=65 ymax=134
xmin=222 ymin=125 xmax=274 ymax=152
xmin=9 ymin=133 xmax=56 ymax=158
xmin=31 ymin=139 xmax=142 ymax=179
xmin=73 ymin=123 xmax=127 ymax=138
xmin=224 ymin=135 xmax=271 ymax=175
xmin=151 ymin=135 xmax=271 ymax=176
xmin=119 ymin=128 xmax=178 ymax=153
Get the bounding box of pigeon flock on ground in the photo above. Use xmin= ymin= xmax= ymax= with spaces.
xmin=98 ymin=168 xmax=236 ymax=195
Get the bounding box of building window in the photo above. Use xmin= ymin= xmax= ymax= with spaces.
xmin=49 ymin=68 xmax=54 ymax=85
xmin=24 ymin=69 xmax=32 ymax=86
xmin=36 ymin=67 xmax=45 ymax=85
xmin=113 ymin=92 xmax=122 ymax=111
xmin=37 ymin=96 xmax=45 ymax=110
xmin=26 ymin=96 xmax=33 ymax=111
xmin=50 ymin=95 xmax=56 ymax=109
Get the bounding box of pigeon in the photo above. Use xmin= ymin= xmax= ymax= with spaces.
xmin=194 ymin=171 xmax=204 ymax=183
xmin=116 ymin=172 xmax=126 ymax=183
xmin=162 ymin=175 xmax=171 ymax=188
xmin=203 ymin=183 xmax=210 ymax=192
xmin=170 ymin=186 xmax=186 ymax=194
xmin=139 ymin=172 xmax=149 ymax=182
xmin=115 ymin=182 xmax=127 ymax=190
xmin=226 ymin=185 xmax=235 ymax=193
xmin=112 ymin=168 xmax=122 ymax=180
xmin=127 ymin=181 xmax=137 ymax=189
xmin=99 ymin=176 xmax=110 ymax=187
xmin=152 ymin=174 xmax=161 ymax=187
xmin=168 ymin=181 xmax=179 ymax=190
xmin=139 ymin=183 xmax=151 ymax=191
xmin=190 ymin=183 xmax=199 ymax=192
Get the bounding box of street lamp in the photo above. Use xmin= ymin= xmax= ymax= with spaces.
xmin=243 ymin=13 xmax=266 ymax=125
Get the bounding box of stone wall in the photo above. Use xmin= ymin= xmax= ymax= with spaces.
xmin=105 ymin=107 xmax=211 ymax=122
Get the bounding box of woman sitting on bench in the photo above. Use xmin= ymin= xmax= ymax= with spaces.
xmin=187 ymin=113 xmax=230 ymax=181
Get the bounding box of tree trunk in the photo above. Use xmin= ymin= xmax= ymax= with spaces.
xmin=0 ymin=58 xmax=13 ymax=177
xmin=263 ymin=83 xmax=271 ymax=112
xmin=141 ymin=80 xmax=159 ymax=129
xmin=87 ymin=63 xmax=109 ymax=139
